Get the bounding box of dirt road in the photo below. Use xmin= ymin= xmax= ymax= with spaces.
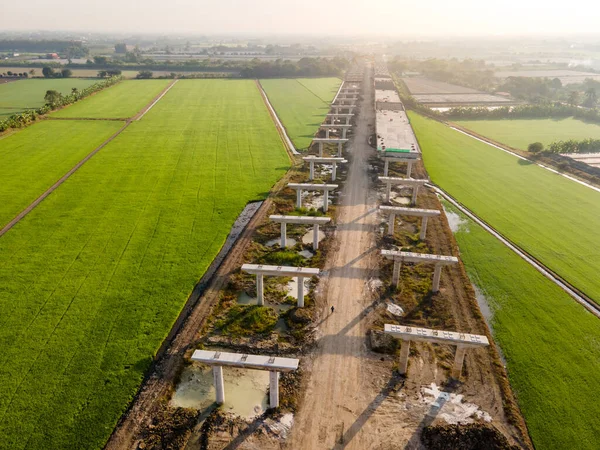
xmin=288 ymin=64 xmax=389 ymax=450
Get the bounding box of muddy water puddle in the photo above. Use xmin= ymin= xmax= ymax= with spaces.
xmin=171 ymin=363 xmax=269 ymax=418
xmin=265 ymin=237 xmax=298 ymax=248
xmin=237 ymin=292 xmax=292 ymax=333
xmin=301 ymin=228 xmax=325 ymax=246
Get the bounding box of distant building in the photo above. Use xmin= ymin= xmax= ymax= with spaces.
xmin=45 ymin=53 xmax=60 ymax=59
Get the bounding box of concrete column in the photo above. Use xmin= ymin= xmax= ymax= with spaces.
xmin=337 ymin=142 xmax=342 ymax=157
xmin=411 ymin=186 xmax=419 ymax=205
xmin=269 ymin=371 xmax=280 ymax=408
xmin=296 ymin=189 xmax=302 ymax=208
xmin=432 ymin=264 xmax=442 ymax=292
xmin=407 ymin=161 xmax=413 ymax=178
xmin=332 ymin=162 xmax=338 ymax=181
xmin=323 ymin=189 xmax=330 ymax=212
xmin=420 ymin=216 xmax=428 ymax=240
xmin=309 ymin=161 xmax=315 ymax=180
xmin=297 ymin=277 xmax=305 ymax=307
xmin=384 ymin=160 xmax=389 ymax=177
xmin=280 ymin=222 xmax=287 ymax=248
xmin=386 ymin=182 xmax=391 ymax=203
xmin=213 ymin=366 xmax=225 ymax=404
xmin=318 ymin=142 xmax=323 ymax=157
xmin=345 ymin=116 xmax=350 ymax=125
xmin=388 ymin=213 xmax=395 ymax=236
xmin=326 ymin=128 xmax=330 ymax=138
xmin=342 ymin=128 xmax=347 ymax=139
xmin=398 ymin=340 xmax=410 ymax=375
xmin=257 ymin=274 xmax=264 ymax=305
xmin=392 ymin=260 xmax=402 ymax=288
xmin=312 ymin=224 xmax=320 ymax=250
xmin=452 ymin=346 xmax=467 ymax=379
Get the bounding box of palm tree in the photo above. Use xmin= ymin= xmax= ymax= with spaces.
xmin=584 ymin=88 xmax=597 ymax=108
xmin=567 ymin=90 xmax=580 ymax=106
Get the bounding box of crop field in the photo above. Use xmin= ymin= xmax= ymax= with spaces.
xmin=0 ymin=78 xmax=98 ymax=117
xmin=0 ymin=120 xmax=123 ymax=229
xmin=0 ymin=79 xmax=289 ymax=449
xmin=456 ymin=117 xmax=600 ymax=150
xmin=52 ymin=80 xmax=171 ymax=119
xmin=409 ymin=112 xmax=600 ymax=304
xmin=446 ymin=202 xmax=600 ymax=450
xmin=261 ymin=77 xmax=341 ymax=150
xmin=401 ymin=77 xmax=481 ymax=94
xmin=494 ymin=69 xmax=600 ymax=86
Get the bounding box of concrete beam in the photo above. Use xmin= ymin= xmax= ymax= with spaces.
xmin=303 ymin=156 xmax=347 ymax=181
xmin=288 ymin=183 xmax=338 ymax=212
xmin=381 ymin=250 xmax=458 ymax=291
xmin=382 ymin=157 xmax=420 ymax=177
xmin=379 ymin=206 xmax=440 ymax=239
xmin=378 ymin=177 xmax=427 ymax=204
xmin=269 ymin=215 xmax=331 ymax=250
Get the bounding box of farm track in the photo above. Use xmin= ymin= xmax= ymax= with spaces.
xmin=432 ymin=184 xmax=600 ymax=318
xmin=0 ymin=79 xmax=177 ymax=239
xmin=256 ymin=79 xmax=298 ymax=155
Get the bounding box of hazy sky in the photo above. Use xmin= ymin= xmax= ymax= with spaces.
xmin=2 ymin=0 xmax=599 ymax=36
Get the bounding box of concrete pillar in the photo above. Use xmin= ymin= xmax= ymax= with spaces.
xmin=280 ymin=222 xmax=287 ymax=248
xmin=257 ymin=274 xmax=264 ymax=305
xmin=452 ymin=346 xmax=467 ymax=379
xmin=269 ymin=371 xmax=280 ymax=408
xmin=332 ymin=162 xmax=338 ymax=181
xmin=296 ymin=189 xmax=302 ymax=208
xmin=411 ymin=186 xmax=419 ymax=205
xmin=392 ymin=260 xmax=402 ymax=288
xmin=407 ymin=161 xmax=413 ymax=178
xmin=384 ymin=160 xmax=389 ymax=177
xmin=388 ymin=213 xmax=395 ymax=236
xmin=213 ymin=366 xmax=225 ymax=404
xmin=398 ymin=340 xmax=410 ymax=375
xmin=345 ymin=116 xmax=350 ymax=125
xmin=309 ymin=161 xmax=315 ymax=180
xmin=432 ymin=264 xmax=442 ymax=292
xmin=318 ymin=142 xmax=323 ymax=157
xmin=342 ymin=128 xmax=348 ymax=139
xmin=323 ymin=189 xmax=330 ymax=213
xmin=297 ymin=277 xmax=305 ymax=307
xmin=312 ymin=224 xmax=320 ymax=250
xmin=385 ymin=182 xmax=391 ymax=203
xmin=337 ymin=142 xmax=342 ymax=157
xmin=326 ymin=128 xmax=330 ymax=138
xmin=420 ymin=217 xmax=428 ymax=240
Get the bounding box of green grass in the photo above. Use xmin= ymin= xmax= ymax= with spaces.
xmin=0 ymin=79 xmax=289 ymax=449
xmin=52 ymin=80 xmax=171 ymax=119
xmin=214 ymin=305 xmax=278 ymax=336
xmin=456 ymin=117 xmax=600 ymax=150
xmin=0 ymin=78 xmax=98 ymax=117
xmin=409 ymin=111 xmax=600 ymax=304
xmin=261 ymin=77 xmax=341 ymax=150
xmin=0 ymin=120 xmax=123 ymax=228
xmin=446 ymin=201 xmax=600 ymax=450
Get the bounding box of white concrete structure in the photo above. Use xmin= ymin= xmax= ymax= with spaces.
xmin=381 ymin=250 xmax=459 ymax=292
xmin=319 ymin=124 xmax=352 ymax=139
xmin=378 ymin=176 xmax=427 ymax=205
xmin=269 ymin=215 xmax=331 ymax=250
xmin=287 ymin=183 xmax=338 ymax=212
xmin=330 ymin=105 xmax=356 ymax=115
xmin=303 ymin=156 xmax=347 ymax=181
xmin=326 ymin=113 xmax=354 ymax=125
xmin=312 ymin=138 xmax=349 ymax=157
xmin=191 ymin=350 xmax=300 ymax=407
xmin=333 ymin=100 xmax=357 ymax=107
xmin=384 ymin=324 xmax=489 ymax=378
xmin=380 ymin=206 xmax=440 ymax=239
xmin=241 ymin=264 xmax=320 ymax=307
xmin=382 ymin=156 xmax=421 ymax=177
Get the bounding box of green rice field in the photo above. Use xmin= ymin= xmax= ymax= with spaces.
xmin=409 ymin=112 xmax=600 ymax=304
xmin=0 ymin=120 xmax=124 ymax=228
xmin=456 ymin=117 xmax=600 ymax=150
xmin=0 ymin=79 xmax=289 ymax=449
xmin=261 ymin=77 xmax=341 ymax=150
xmin=52 ymin=80 xmax=171 ymax=119
xmin=446 ymin=202 xmax=600 ymax=450
xmin=0 ymin=78 xmax=98 ymax=118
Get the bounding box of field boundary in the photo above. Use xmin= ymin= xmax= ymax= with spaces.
xmin=448 ymin=125 xmax=600 ymax=194
xmin=256 ymin=79 xmax=299 ymax=155
xmin=432 ymin=184 xmax=600 ymax=317
xmin=0 ymin=80 xmax=180 ymax=238
xmin=136 ymin=79 xmax=178 ymax=121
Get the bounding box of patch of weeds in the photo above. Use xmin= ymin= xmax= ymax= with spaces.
xmin=213 ymin=305 xmax=278 ymax=337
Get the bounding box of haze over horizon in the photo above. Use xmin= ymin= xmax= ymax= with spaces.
xmin=2 ymin=0 xmax=600 ymax=38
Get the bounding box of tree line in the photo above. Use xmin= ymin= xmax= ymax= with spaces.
xmin=0 ymin=76 xmax=122 ymax=133
xmin=531 ymin=139 xmax=600 ymax=154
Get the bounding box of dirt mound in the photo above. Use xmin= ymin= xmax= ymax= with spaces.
xmin=421 ymin=423 xmax=521 ymax=450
